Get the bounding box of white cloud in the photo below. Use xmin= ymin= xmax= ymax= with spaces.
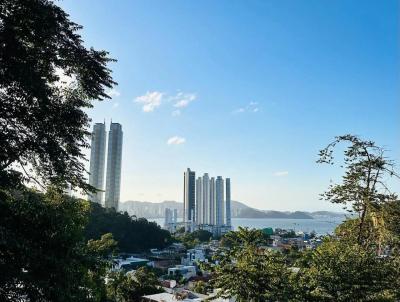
xmin=134 ymin=91 xmax=164 ymax=112
xmin=107 ymin=88 xmax=121 ymax=98
xmin=233 ymin=108 xmax=245 ymax=114
xmin=274 ymin=171 xmax=289 ymax=177
xmin=167 ymin=136 xmax=186 ymax=145
xmin=171 ymin=92 xmax=196 ymax=108
xmin=172 ymin=110 xmax=181 ymax=116
xmin=112 ymin=102 xmax=119 ymax=108
xmin=134 ymin=90 xmax=196 ymax=113
xmin=233 ymin=101 xmax=260 ymax=114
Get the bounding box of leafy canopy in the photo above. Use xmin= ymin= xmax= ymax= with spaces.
xmin=0 ymin=189 xmax=117 ymax=302
xmin=209 ymin=227 xmax=294 ymax=302
xmin=0 ymin=0 xmax=115 ymax=192
xmin=318 ymin=134 xmax=399 ymax=248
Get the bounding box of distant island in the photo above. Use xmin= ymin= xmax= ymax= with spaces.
xmin=237 ymin=208 xmax=314 ymax=219
xmin=119 ymin=200 xmax=345 ymax=220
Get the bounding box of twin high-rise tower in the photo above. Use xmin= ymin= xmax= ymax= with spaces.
xmin=88 ymin=122 xmax=107 ymax=204
xmin=183 ymin=168 xmax=231 ymax=228
xmin=88 ymin=122 xmax=123 ymax=211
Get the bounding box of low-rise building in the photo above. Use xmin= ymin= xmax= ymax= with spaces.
xmin=168 ymin=265 xmax=197 ymax=280
xmin=113 ymin=256 xmax=150 ymax=271
xmin=182 ymin=248 xmax=206 ymax=266
xmin=142 ymin=291 xmax=235 ymax=302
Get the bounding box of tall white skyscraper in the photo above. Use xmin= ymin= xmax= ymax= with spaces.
xmin=202 ymin=173 xmax=210 ymax=224
xmin=88 ymin=122 xmax=106 ymax=204
xmin=216 ymin=176 xmax=224 ymax=226
xmin=164 ymin=208 xmax=173 ymax=227
xmin=196 ymin=177 xmax=203 ymax=224
xmin=105 ymin=122 xmax=123 ymax=211
xmin=183 ymin=168 xmax=196 ymax=223
xmin=225 ymin=178 xmax=231 ymax=226
xmin=183 ymin=169 xmax=232 ymax=230
xmin=209 ymin=177 xmax=216 ymax=225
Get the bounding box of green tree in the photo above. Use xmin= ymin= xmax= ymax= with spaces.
xmin=0 ymin=0 xmax=115 ymax=192
xmin=192 ymin=280 xmax=210 ymax=295
xmin=178 ymin=229 xmax=212 ymax=249
xmin=210 ymin=227 xmax=294 ymax=302
xmin=318 ymin=135 xmax=399 ymax=250
xmin=0 ymin=1 xmax=117 ymax=300
xmin=297 ymin=239 xmax=400 ymax=302
xmin=0 ymin=189 xmax=116 ymax=301
xmin=85 ymin=203 xmax=172 ymax=252
xmin=106 ymin=267 xmax=162 ymax=302
xmin=294 ymin=135 xmax=400 ymax=301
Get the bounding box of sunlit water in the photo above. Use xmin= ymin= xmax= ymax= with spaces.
xmin=148 ymin=217 xmax=346 ymax=235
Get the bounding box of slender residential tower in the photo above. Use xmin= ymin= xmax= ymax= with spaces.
xmin=216 ymin=176 xmax=224 ymax=226
xmin=196 ymin=177 xmax=203 ymax=224
xmin=164 ymin=208 xmax=173 ymax=227
xmin=225 ymin=178 xmax=231 ymax=226
xmin=88 ymin=122 xmax=106 ymax=204
xmin=183 ymin=168 xmax=196 ymax=223
xmin=202 ymin=173 xmax=210 ymax=225
xmin=105 ymin=122 xmax=123 ymax=210
xmin=209 ymin=177 xmax=216 ymax=225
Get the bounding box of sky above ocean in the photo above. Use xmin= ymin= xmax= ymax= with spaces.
xmin=61 ymin=0 xmax=399 ymax=211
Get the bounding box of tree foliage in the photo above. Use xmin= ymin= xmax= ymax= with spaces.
xmin=0 ymin=189 xmax=116 ymax=301
xmin=0 ymin=0 xmax=115 ymax=192
xmin=106 ymin=267 xmax=162 ymax=302
xmin=178 ymin=229 xmax=213 ymax=249
xmin=210 ymin=136 xmax=400 ymax=302
xmin=295 ymin=239 xmax=400 ymax=302
xmin=192 ymin=280 xmax=211 ymax=295
xmin=210 ymin=227 xmax=294 ymax=302
xmin=85 ymin=202 xmax=172 ymax=252
xmin=318 ymin=134 xmax=399 ymax=249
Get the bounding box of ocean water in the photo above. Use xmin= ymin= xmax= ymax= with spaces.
xmin=149 ymin=217 xmax=345 ymax=235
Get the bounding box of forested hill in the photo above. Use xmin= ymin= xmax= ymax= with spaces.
xmin=237 ymin=208 xmax=313 ymax=219
xmin=85 ymin=203 xmax=172 ymax=252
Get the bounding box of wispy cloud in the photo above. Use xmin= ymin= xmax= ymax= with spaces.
xmin=107 ymin=88 xmax=121 ymax=98
xmin=134 ymin=91 xmax=164 ymax=112
xmin=233 ymin=101 xmax=260 ymax=114
xmin=167 ymin=136 xmax=186 ymax=145
xmin=274 ymin=171 xmax=289 ymax=177
xmin=134 ymin=91 xmax=196 ymax=113
xmin=233 ymin=108 xmax=245 ymax=114
xmin=171 ymin=92 xmax=197 ymax=108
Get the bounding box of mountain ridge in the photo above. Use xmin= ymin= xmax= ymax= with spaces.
xmin=119 ymin=200 xmax=345 ymax=219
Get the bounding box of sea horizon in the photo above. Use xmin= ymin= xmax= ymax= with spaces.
xmin=149 ymin=216 xmax=345 ymax=235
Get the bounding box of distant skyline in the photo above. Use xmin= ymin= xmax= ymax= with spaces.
xmin=61 ymin=1 xmax=400 ymax=211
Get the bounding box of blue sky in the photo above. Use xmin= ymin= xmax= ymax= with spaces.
xmin=61 ymin=0 xmax=399 ymax=211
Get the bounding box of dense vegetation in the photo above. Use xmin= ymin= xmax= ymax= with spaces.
xmin=85 ymin=202 xmax=172 ymax=252
xmin=106 ymin=267 xmax=163 ymax=301
xmin=0 ymin=0 xmax=115 ymax=193
xmin=207 ymin=135 xmax=400 ymax=301
xmin=175 ymin=229 xmax=213 ymax=248
xmin=0 ymin=189 xmax=118 ymax=301
xmin=0 ymin=1 xmax=170 ymax=299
